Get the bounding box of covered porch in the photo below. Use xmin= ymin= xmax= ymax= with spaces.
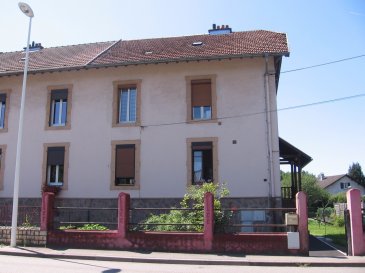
xmin=279 ymin=138 xmax=312 ymax=207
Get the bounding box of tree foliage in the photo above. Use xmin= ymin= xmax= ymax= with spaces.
xmin=348 ymin=162 xmax=365 ymax=186
xmin=141 ymin=183 xmax=230 ymax=232
xmin=281 ymin=171 xmax=330 ymax=208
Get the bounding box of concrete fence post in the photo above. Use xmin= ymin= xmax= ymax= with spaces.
xmin=40 ymin=192 xmax=55 ymax=231
xmin=204 ymin=192 xmax=214 ymax=250
xmin=118 ymin=192 xmax=130 ymax=238
xmin=346 ymin=189 xmax=364 ymax=256
xmin=296 ymin=191 xmax=309 ymax=255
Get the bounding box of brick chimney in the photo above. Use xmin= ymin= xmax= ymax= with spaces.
xmin=208 ymin=24 xmax=232 ymax=35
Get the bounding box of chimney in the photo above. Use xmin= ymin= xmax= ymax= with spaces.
xmin=23 ymin=41 xmax=44 ymax=52
xmin=208 ymin=24 xmax=232 ymax=35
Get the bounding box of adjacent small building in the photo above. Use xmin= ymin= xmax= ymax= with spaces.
xmin=318 ymin=174 xmax=365 ymax=196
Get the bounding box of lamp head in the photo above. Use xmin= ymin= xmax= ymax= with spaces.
xmin=18 ymin=2 xmax=34 ymax=18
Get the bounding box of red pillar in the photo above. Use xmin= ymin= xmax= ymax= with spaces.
xmin=118 ymin=192 xmax=130 ymax=238
xmin=296 ymin=191 xmax=309 ymax=255
xmin=40 ymin=192 xmax=55 ymax=231
xmin=204 ymin=192 xmax=214 ymax=250
xmin=347 ymin=189 xmax=365 ymax=256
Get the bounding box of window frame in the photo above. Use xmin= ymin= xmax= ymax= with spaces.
xmin=0 ymin=89 xmax=11 ymax=133
xmin=186 ymin=75 xmax=217 ymax=123
xmin=110 ymin=140 xmax=141 ymax=190
xmin=42 ymin=143 xmax=70 ymax=190
xmin=186 ymin=137 xmax=218 ymax=186
xmin=0 ymin=145 xmax=7 ymax=191
xmin=112 ymin=80 xmax=141 ymax=127
xmin=45 ymin=85 xmax=72 ymax=130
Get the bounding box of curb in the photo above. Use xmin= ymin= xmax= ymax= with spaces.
xmin=1 ymin=250 xmax=365 ymax=267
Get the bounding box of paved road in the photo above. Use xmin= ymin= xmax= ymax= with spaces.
xmin=309 ymin=235 xmax=346 ymax=257
xmin=0 ymin=255 xmax=364 ymax=273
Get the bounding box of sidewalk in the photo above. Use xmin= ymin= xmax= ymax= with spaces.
xmin=0 ymin=246 xmax=364 ymax=267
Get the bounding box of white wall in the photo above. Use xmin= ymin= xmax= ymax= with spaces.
xmin=0 ymin=57 xmax=280 ymax=199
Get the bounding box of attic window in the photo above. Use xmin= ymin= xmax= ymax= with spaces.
xmin=145 ymin=51 xmax=153 ymax=55
xmin=192 ymin=41 xmax=203 ymax=46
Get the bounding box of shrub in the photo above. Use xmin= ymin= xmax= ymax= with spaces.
xmin=333 ymin=215 xmax=345 ymax=227
xmin=141 ymin=182 xmax=230 ymax=232
xmin=329 ymin=192 xmax=347 ymax=204
xmin=316 ymin=207 xmax=334 ymax=223
xmin=77 ymin=224 xmax=109 ymax=231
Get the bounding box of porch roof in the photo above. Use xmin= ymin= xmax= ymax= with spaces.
xmin=279 ymin=137 xmax=312 ymax=168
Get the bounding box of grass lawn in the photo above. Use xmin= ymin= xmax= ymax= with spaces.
xmin=308 ymin=218 xmax=347 ymax=247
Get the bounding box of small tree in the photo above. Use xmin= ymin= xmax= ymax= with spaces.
xmin=348 ymin=162 xmax=365 ymax=187
xmin=141 ymin=183 xmax=230 ymax=232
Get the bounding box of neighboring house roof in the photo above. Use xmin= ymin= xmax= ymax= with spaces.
xmin=318 ymin=174 xmax=352 ymax=189
xmin=0 ymin=30 xmax=289 ymax=77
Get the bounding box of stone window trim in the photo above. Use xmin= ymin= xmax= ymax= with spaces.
xmin=0 ymin=89 xmax=11 ymax=133
xmin=186 ymin=137 xmax=218 ymax=187
xmin=45 ymin=84 xmax=73 ymax=131
xmin=185 ymin=75 xmax=217 ymax=123
xmin=42 ymin=142 xmax=70 ymax=190
xmin=0 ymin=145 xmax=7 ymax=191
xmin=112 ymin=80 xmax=142 ymax=127
xmin=110 ymin=140 xmax=141 ymax=190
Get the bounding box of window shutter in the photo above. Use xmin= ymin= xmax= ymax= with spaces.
xmin=51 ymin=89 xmax=68 ymax=100
xmin=192 ymin=142 xmax=212 ymax=151
xmin=116 ymin=145 xmax=135 ymax=178
xmin=191 ymin=80 xmax=211 ymax=107
xmin=47 ymin=147 xmax=65 ymax=165
xmin=0 ymin=94 xmax=6 ymax=103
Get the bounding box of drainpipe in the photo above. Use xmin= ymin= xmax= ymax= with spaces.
xmin=264 ymin=54 xmax=275 ymax=205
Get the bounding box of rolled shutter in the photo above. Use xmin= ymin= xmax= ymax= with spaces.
xmin=51 ymin=89 xmax=68 ymax=100
xmin=47 ymin=147 xmax=65 ymax=165
xmin=116 ymin=144 xmax=135 ymax=178
xmin=0 ymin=94 xmax=6 ymax=103
xmin=191 ymin=80 xmax=211 ymax=107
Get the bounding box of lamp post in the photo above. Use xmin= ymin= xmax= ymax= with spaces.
xmin=10 ymin=2 xmax=34 ymax=247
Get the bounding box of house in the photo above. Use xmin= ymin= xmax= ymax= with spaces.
xmin=318 ymin=174 xmax=365 ymax=196
xmin=0 ymin=25 xmax=309 ymax=211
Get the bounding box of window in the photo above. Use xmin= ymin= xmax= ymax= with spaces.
xmin=0 ymin=145 xmax=6 ymax=191
xmin=192 ymin=142 xmax=213 ymax=184
xmin=119 ymin=87 xmax=137 ymax=123
xmin=186 ymin=75 xmax=217 ymax=122
xmin=112 ymin=80 xmax=141 ymax=127
xmin=111 ymin=140 xmax=140 ymax=190
xmin=0 ymin=90 xmax=11 ymax=132
xmin=186 ymin=137 xmax=218 ymax=186
xmin=42 ymin=143 xmax=69 ymax=189
xmin=50 ymin=90 xmax=68 ymax=126
xmin=46 ymin=147 xmax=65 ymax=186
xmin=46 ymin=85 xmax=72 ymax=130
xmin=340 ymin=182 xmax=350 ymax=189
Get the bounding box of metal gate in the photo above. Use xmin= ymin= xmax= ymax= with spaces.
xmin=344 ymin=209 xmax=352 ymax=256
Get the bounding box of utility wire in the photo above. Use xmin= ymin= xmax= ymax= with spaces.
xmin=141 ymin=93 xmax=365 ymax=128
xmin=281 ymin=54 xmax=365 ymax=74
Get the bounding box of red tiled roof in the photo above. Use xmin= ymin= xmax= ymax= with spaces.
xmin=0 ymin=30 xmax=289 ymax=76
xmin=0 ymin=41 xmax=116 ymax=75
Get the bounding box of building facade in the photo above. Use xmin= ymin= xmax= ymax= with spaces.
xmin=0 ymin=27 xmax=290 ymax=208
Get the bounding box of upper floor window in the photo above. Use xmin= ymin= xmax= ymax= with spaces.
xmin=191 ymin=80 xmax=212 ymax=120
xmin=46 ymin=85 xmax=72 ymax=130
xmin=340 ymin=182 xmax=350 ymax=189
xmin=0 ymin=94 xmax=7 ymax=129
xmin=50 ymin=90 xmax=68 ymax=126
xmin=112 ymin=80 xmax=141 ymax=127
xmin=186 ymin=75 xmax=217 ymax=122
xmin=119 ymin=87 xmax=137 ymax=123
xmin=0 ymin=90 xmax=10 ymax=132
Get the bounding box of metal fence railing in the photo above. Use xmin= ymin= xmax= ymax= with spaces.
xmin=129 ymin=207 xmax=204 ymax=232
xmin=216 ymin=207 xmax=297 ymax=233
xmin=53 ymin=207 xmax=118 ymax=230
xmin=0 ymin=205 xmax=41 ymax=227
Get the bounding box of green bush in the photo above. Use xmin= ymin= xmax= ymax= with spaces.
xmin=316 ymin=207 xmax=334 ymax=223
xmin=141 ymin=182 xmax=231 ymax=232
xmin=329 ymin=192 xmax=347 ymax=204
xmin=333 ymin=215 xmax=345 ymax=227
xmin=59 ymin=225 xmax=76 ymax=230
xmin=77 ymin=224 xmax=109 ymax=231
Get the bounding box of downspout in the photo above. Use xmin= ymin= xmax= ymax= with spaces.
xmin=264 ymin=54 xmax=275 ymax=205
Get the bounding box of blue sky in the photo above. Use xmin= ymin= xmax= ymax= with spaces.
xmin=1 ymin=0 xmax=364 ymax=176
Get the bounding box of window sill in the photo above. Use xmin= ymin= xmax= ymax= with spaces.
xmin=187 ymin=119 xmax=218 ymax=124
xmin=112 ymin=122 xmax=140 ymax=128
xmin=45 ymin=124 xmax=71 ymax=130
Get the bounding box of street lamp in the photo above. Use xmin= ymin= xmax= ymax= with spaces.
xmin=10 ymin=2 xmax=34 ymax=247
